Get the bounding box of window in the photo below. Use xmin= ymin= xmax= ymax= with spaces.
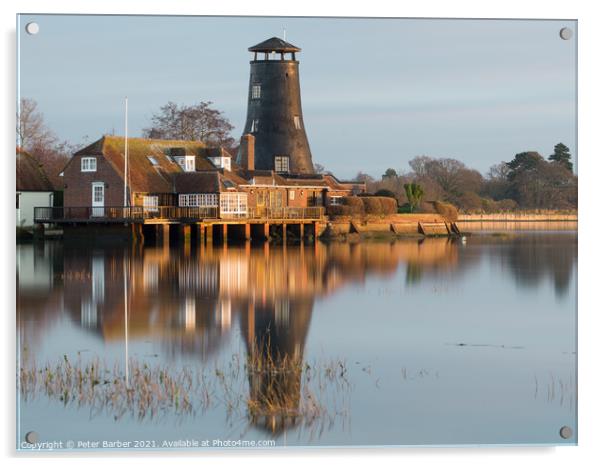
xmin=294 ymin=115 xmax=301 ymax=130
xmin=176 ymin=156 xmax=196 ymax=172
xmin=251 ymin=84 xmax=261 ymax=99
xmin=179 ymin=194 xmax=219 ymax=207
xmin=143 ymin=195 xmax=159 ymax=212
xmin=93 ymin=185 xmax=104 ymax=203
xmin=209 ymin=157 xmax=231 ymax=171
xmin=256 ymin=191 xmax=266 ymax=206
xmin=147 ymin=156 xmax=158 ymax=166
xmin=250 ymin=119 xmax=259 ymax=133
xmin=289 ymin=190 xmax=295 ymax=201
xmin=330 ymin=196 xmax=343 ymax=206
xmin=274 ymin=155 xmax=290 ymax=173
xmin=81 ymin=157 xmax=97 ymax=172
xmin=219 ymin=192 xmax=248 ymax=218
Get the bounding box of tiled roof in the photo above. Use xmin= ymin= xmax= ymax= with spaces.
xmin=174 ymin=172 xmax=221 ymax=194
xmin=73 ymin=136 xmax=209 ymax=193
xmin=16 ymin=148 xmax=55 ymax=192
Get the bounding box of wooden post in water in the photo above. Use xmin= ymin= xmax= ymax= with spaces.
xmin=222 ymin=223 xmax=228 ymax=243
xmin=198 ymin=224 xmax=205 ymax=246
xmin=161 ymin=224 xmax=170 ymax=248
xmin=182 ymin=225 xmax=191 ymax=255
xmin=131 ymin=223 xmax=144 ymax=246
xmin=206 ymin=224 xmax=213 ymax=245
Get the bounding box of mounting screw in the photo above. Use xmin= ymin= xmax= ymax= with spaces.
xmin=559 ymin=425 xmax=573 ymax=439
xmin=25 ymin=22 xmax=39 ymax=35
xmin=25 ymin=431 xmax=38 ymax=444
xmin=559 ymin=27 xmax=573 ymax=40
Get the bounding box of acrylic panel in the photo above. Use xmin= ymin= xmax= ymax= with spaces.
xmin=16 ymin=15 xmax=577 ymax=451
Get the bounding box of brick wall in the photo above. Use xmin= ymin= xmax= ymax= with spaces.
xmin=63 ymin=154 xmax=124 ymax=207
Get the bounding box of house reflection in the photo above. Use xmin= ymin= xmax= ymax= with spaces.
xmin=19 ymin=235 xmax=565 ymax=351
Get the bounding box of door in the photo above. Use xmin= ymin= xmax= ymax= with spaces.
xmin=91 ymin=182 xmax=105 ymax=217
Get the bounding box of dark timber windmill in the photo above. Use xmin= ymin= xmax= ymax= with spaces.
xmin=238 ymin=37 xmax=315 ymax=175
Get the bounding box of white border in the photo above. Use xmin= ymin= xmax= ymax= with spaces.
xmin=3 ymin=1 xmax=601 ymax=465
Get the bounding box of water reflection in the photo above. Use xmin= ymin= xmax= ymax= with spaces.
xmin=17 ymin=234 xmax=577 ymax=349
xmin=17 ymin=232 xmax=576 ymax=435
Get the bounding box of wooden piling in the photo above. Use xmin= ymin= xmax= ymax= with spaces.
xmin=206 ymin=224 xmax=213 ymax=244
xmin=198 ymin=224 xmax=205 ymax=245
xmin=222 ymin=223 xmax=228 ymax=243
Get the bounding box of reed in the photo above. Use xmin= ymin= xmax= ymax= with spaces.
xmin=19 ymin=349 xmax=352 ymax=434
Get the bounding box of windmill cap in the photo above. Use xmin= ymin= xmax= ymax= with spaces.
xmin=249 ymin=37 xmax=301 ymax=53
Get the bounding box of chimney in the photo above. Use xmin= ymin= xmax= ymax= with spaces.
xmin=240 ymin=133 xmax=255 ymax=171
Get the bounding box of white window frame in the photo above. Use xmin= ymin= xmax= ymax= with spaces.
xmin=81 ymin=157 xmax=97 ymax=172
xmin=329 ymin=196 xmax=343 ymax=206
xmin=274 ymin=156 xmax=290 ymax=173
xmin=176 ymin=156 xmax=196 ymax=172
xmin=143 ymin=195 xmax=159 ymax=212
xmin=289 ymin=190 xmax=295 ymax=201
xmin=294 ymin=115 xmax=301 ymax=130
xmin=251 ymin=84 xmax=261 ymax=99
xmin=250 ymin=119 xmax=259 ymax=133
xmin=209 ymin=156 xmax=232 ymax=172
xmin=219 ymin=192 xmax=248 ymax=218
xmin=179 ymin=193 xmax=219 ymax=207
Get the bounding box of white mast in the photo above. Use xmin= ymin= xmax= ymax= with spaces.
xmin=123 ymin=96 xmax=129 ymax=208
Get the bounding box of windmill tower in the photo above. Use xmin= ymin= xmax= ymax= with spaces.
xmin=238 ymin=37 xmax=314 ymax=175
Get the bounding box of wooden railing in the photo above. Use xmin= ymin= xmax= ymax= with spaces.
xmin=34 ymin=206 xmax=325 ymax=223
xmin=248 ymin=207 xmax=324 ymax=220
xmin=34 ymin=206 xmax=219 ymax=223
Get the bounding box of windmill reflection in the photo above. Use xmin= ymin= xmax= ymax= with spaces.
xmin=240 ymin=298 xmax=313 ymax=433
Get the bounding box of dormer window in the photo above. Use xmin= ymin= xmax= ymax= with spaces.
xmin=274 ymin=155 xmax=290 ymax=173
xmin=251 ymin=84 xmax=261 ymax=99
xmin=209 ymin=156 xmax=231 ymax=171
xmin=176 ymin=155 xmax=196 ymax=172
xmin=81 ymin=157 xmax=97 ymax=172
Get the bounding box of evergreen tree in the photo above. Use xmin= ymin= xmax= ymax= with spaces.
xmin=548 ymin=143 xmax=573 ymax=171
xmin=404 ymin=182 xmax=424 ymax=212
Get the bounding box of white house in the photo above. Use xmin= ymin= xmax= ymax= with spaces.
xmin=16 ymin=149 xmax=55 ymax=228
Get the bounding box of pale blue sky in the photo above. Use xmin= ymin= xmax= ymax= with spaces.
xmin=18 ymin=15 xmax=577 ymax=178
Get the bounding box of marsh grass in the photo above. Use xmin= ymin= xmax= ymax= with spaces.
xmin=19 ymin=349 xmax=352 ymax=435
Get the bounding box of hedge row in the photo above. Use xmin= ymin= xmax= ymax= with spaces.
xmin=327 ymin=196 xmax=398 ymax=217
xmin=433 ymin=201 xmax=459 ymax=221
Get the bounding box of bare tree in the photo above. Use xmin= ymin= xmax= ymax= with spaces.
xmin=17 ymin=98 xmax=56 ymax=150
xmin=143 ymin=101 xmax=235 ymax=148
xmin=17 ymin=98 xmax=80 ymax=187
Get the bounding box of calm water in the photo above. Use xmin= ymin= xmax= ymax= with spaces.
xmin=16 ymin=231 xmax=577 ymax=448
